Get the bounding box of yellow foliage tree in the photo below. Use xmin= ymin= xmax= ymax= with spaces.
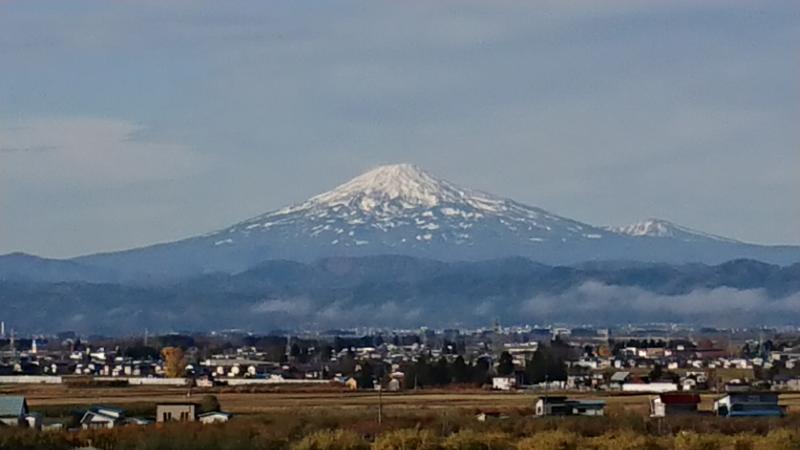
xmin=161 ymin=346 xmax=187 ymax=378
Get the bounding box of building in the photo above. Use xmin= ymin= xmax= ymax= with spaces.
xmin=198 ymin=411 xmax=232 ymax=424
xmin=156 ymin=403 xmax=196 ymax=423
xmin=387 ymin=378 xmax=401 ymax=392
xmin=622 ymin=382 xmax=678 ymax=393
xmin=80 ymin=406 xmax=126 ymax=429
xmin=0 ymin=396 xmax=29 ymax=427
xmin=492 ymin=376 xmax=516 ymax=391
xmin=650 ymin=393 xmax=701 ymax=417
xmin=714 ymin=393 xmax=783 ymax=417
xmin=24 ymin=412 xmax=42 ymax=430
xmin=568 ymin=400 xmax=606 ymax=416
xmin=534 ymin=396 xmax=605 ymax=417
xmin=608 ymin=371 xmax=630 ymax=389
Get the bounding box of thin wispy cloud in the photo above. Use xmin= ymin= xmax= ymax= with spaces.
xmin=0 ymin=0 xmax=797 ymax=256
xmin=0 ymin=117 xmax=211 ymax=187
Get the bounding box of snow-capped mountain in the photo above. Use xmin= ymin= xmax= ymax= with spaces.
xmin=608 ymin=218 xmax=740 ymax=243
xmin=65 ymin=163 xmax=800 ymax=279
xmin=213 ymin=163 xmax=612 ymax=252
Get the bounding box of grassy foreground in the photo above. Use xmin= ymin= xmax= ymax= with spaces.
xmin=2 ymin=407 xmax=800 ymax=450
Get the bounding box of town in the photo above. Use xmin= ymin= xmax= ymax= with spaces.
xmin=2 ymin=321 xmax=799 ymax=434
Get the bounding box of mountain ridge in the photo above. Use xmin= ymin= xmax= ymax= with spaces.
xmin=3 ymin=163 xmax=799 ymax=282
xmin=1 ymin=256 xmax=798 ymax=333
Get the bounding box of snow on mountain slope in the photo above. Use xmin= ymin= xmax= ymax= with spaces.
xmin=607 ymin=218 xmax=740 ymax=243
xmin=207 ymin=163 xmax=613 ymax=252
xmin=69 ymin=163 xmax=800 ymax=279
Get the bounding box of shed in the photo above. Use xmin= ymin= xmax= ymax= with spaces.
xmin=156 ymin=403 xmax=196 ymax=422
xmin=0 ymin=396 xmax=28 ymax=427
xmin=80 ymin=406 xmax=125 ymax=429
xmin=650 ymin=393 xmax=701 ymax=417
xmin=714 ymin=393 xmax=783 ymax=417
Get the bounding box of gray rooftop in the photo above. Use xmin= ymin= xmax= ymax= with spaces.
xmin=610 ymin=371 xmax=631 ymax=382
xmin=0 ymin=396 xmax=27 ymax=417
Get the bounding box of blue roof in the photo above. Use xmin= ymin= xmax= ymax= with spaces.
xmin=0 ymin=396 xmax=27 ymax=417
xmin=728 ymin=410 xmax=784 ymax=417
xmin=573 ymin=400 xmax=606 ymax=406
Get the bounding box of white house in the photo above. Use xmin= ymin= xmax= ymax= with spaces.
xmin=198 ymin=411 xmax=232 ymax=424
xmin=622 ymin=382 xmax=678 ymax=393
xmin=492 ymin=377 xmax=516 ymax=391
xmin=80 ymin=406 xmax=126 ymax=429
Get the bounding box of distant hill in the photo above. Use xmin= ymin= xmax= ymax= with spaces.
xmin=1 ymin=256 xmax=797 ymax=334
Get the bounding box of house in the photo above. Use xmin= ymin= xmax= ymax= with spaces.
xmin=714 ymin=393 xmax=784 ymax=417
xmin=650 ymin=393 xmax=701 ymax=417
xmin=41 ymin=420 xmax=65 ymax=432
xmin=622 ymin=382 xmax=678 ymax=393
xmin=476 ymin=410 xmax=509 ymax=422
xmin=387 ymin=378 xmax=401 ymax=392
xmin=569 ymin=400 xmax=606 ymax=416
xmin=608 ymin=371 xmax=630 ymax=389
xmin=24 ymin=412 xmax=42 ymax=430
xmin=198 ymin=411 xmax=232 ymax=424
xmin=333 ymin=376 xmax=359 ymax=391
xmin=0 ymin=396 xmax=29 ymax=427
xmin=124 ymin=417 xmax=153 ymax=426
xmin=534 ymin=396 xmax=605 ymax=417
xmin=156 ymin=403 xmax=196 ymax=422
xmin=80 ymin=406 xmax=126 ymax=429
xmin=492 ymin=376 xmax=516 ymax=391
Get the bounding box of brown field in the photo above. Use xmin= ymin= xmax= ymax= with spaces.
xmin=4 ymin=383 xmax=800 ymax=416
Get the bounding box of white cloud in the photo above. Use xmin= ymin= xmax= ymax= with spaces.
xmin=0 ymin=117 xmax=209 ymax=188
xmin=521 ymin=282 xmax=800 ymax=325
xmin=251 ymin=297 xmax=312 ymax=315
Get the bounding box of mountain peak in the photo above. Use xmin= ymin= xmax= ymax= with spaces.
xmin=611 ymin=218 xmax=680 ymax=237
xmin=305 ymin=163 xmax=476 ymax=210
xmin=609 ymin=218 xmax=739 ymax=243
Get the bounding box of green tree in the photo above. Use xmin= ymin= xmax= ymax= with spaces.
xmin=356 ymin=361 xmax=374 ymax=389
xmin=649 ymin=364 xmax=664 ymax=381
xmin=525 ymin=346 xmax=567 ymax=384
xmin=472 ymin=357 xmax=491 ymax=386
xmin=497 ymin=351 xmax=514 ymax=376
xmin=198 ymin=395 xmax=220 ymax=413
xmin=433 ymin=357 xmax=451 ymax=385
xmin=451 ymin=355 xmax=470 ymax=383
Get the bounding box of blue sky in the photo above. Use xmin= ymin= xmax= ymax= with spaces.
xmin=1 ymin=0 xmax=798 ymax=257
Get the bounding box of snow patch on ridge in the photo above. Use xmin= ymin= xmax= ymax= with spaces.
xmin=608 ymin=218 xmax=739 ymax=243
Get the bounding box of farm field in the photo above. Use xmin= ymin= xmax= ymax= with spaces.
xmin=5 ymin=383 xmax=800 ymax=416
xmin=5 ymin=384 xmax=800 ymax=449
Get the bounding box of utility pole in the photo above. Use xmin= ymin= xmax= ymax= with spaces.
xmin=544 ymin=374 xmax=549 ymax=416
xmin=376 ymin=378 xmax=383 ymax=425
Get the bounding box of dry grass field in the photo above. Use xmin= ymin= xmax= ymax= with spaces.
xmin=5 ymin=383 xmax=800 ymax=449
xmin=4 ymin=383 xmax=800 ymax=417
